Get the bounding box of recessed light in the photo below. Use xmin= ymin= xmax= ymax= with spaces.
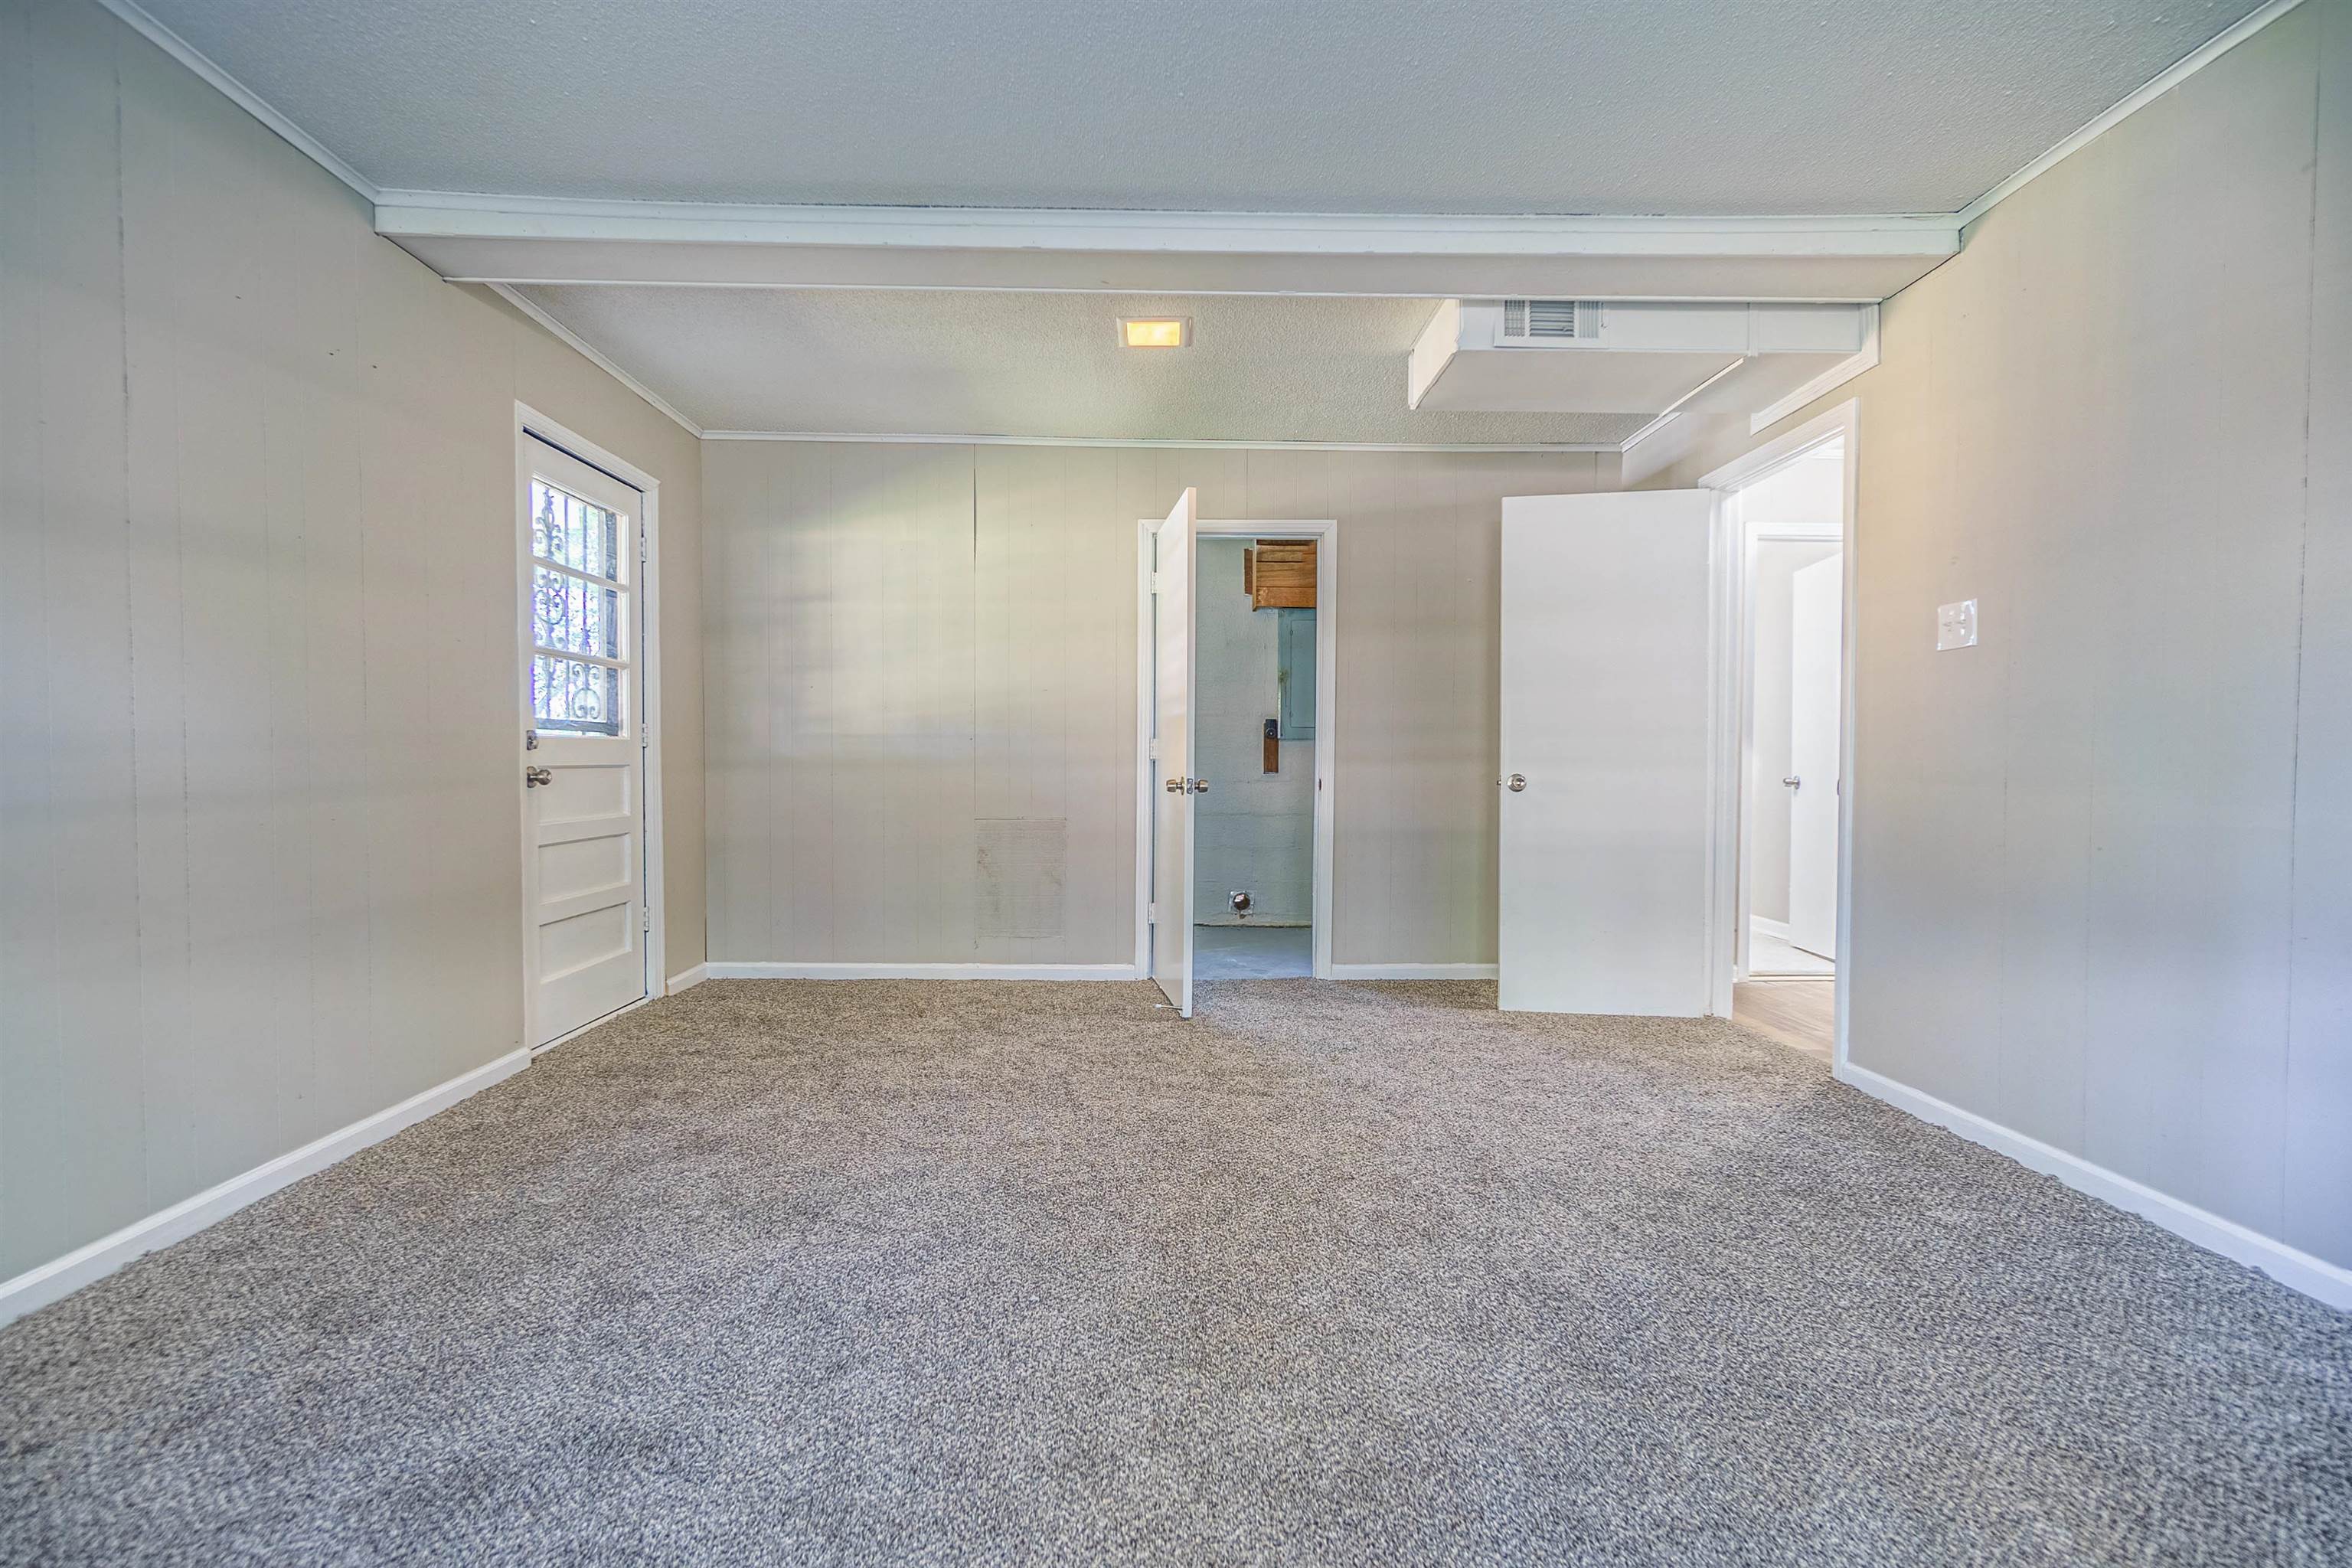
xmin=1119 ymin=317 xmax=1191 ymax=348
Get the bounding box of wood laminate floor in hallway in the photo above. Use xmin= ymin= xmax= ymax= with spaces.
xmin=1733 ymin=977 xmax=1835 ymax=1060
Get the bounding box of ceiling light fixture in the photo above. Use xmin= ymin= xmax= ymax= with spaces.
xmin=1119 ymin=317 xmax=1191 ymax=348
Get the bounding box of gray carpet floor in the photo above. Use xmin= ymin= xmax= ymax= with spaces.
xmin=2 ymin=979 xmax=2347 ymax=1566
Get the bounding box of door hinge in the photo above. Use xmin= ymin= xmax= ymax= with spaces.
xmin=1147 ymin=902 xmax=1157 ymax=925
xmin=639 ymin=530 xmax=648 ymax=565
xmin=1151 ymin=572 xmax=1164 ymax=596
xmin=642 ymin=909 xmax=652 ymax=933
xmin=1148 ymin=738 xmax=1158 ymax=760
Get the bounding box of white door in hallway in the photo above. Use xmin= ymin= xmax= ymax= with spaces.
xmin=522 ymin=435 xmax=648 ymax=1047
xmin=1498 ymin=489 xmax=1717 ymax=1015
xmin=1786 ymin=552 xmax=1842 ymax=961
xmin=1151 ymin=488 xmax=1200 ymax=1017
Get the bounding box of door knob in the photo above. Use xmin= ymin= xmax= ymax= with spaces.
xmin=1782 ymin=775 xmax=1802 ymax=791
xmin=1191 ymin=779 xmax=1210 ymax=794
xmin=524 ymin=766 xmax=554 ymax=788
xmin=1165 ymin=777 xmax=1184 ymax=793
xmin=1501 ymin=773 xmax=1526 ymax=792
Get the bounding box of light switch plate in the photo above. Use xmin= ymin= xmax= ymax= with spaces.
xmin=1936 ymin=598 xmax=1978 ymax=651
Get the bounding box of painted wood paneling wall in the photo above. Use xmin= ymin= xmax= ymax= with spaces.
xmin=1645 ymin=0 xmax=2352 ymax=1273
xmin=704 ymin=443 xmax=1606 ymax=968
xmin=0 ymin=0 xmax=704 ymax=1281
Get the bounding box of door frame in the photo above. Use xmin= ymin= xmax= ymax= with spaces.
xmin=1133 ymin=517 xmax=1339 ymax=983
xmin=1698 ymin=400 xmax=1858 ymax=1068
xmin=513 ymin=402 xmax=668 ymax=1055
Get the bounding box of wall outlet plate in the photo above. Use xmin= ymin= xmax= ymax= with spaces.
xmin=1936 ymin=598 xmax=1978 ymax=651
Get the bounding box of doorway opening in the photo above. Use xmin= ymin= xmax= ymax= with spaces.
xmin=1191 ymin=534 xmax=1318 ymax=980
xmin=1137 ymin=501 xmax=1337 ymax=1016
xmin=1703 ymin=404 xmax=1855 ymax=1063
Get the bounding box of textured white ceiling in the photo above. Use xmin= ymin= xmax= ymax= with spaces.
xmin=142 ymin=0 xmax=2262 ymax=215
xmin=514 ymin=288 xmax=1648 ymax=444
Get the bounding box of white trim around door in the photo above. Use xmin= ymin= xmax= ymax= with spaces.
xmin=514 ymin=403 xmax=668 ymax=1055
xmin=1134 ymin=518 xmax=1339 ymax=985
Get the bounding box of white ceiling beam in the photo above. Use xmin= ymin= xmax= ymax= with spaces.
xmin=697 ymin=430 xmax=1625 ymax=452
xmin=376 ymin=196 xmax=1958 ymax=302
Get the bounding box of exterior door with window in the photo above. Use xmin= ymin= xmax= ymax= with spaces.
xmin=522 ymin=434 xmax=648 ymax=1046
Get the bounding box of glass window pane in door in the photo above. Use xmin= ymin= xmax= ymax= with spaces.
xmin=533 ymin=567 xmax=622 ymax=661
xmin=531 ymin=480 xmax=622 ymax=582
xmin=532 ymin=655 xmax=621 ymax=736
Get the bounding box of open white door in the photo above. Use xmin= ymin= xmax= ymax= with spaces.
xmin=1150 ymin=488 xmax=1200 ymax=1015
xmin=1498 ymin=489 xmax=1717 ymax=1015
xmin=523 ymin=436 xmax=649 ymax=1047
xmin=1786 ymin=552 xmax=1842 ymax=961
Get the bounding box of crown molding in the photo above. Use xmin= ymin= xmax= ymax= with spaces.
xmin=486 ymin=285 xmax=703 ymax=436
xmin=1954 ymin=0 xmax=2312 ymax=227
xmin=92 ymin=0 xmax=379 ymax=201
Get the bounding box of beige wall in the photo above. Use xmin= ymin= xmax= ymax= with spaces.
xmin=1644 ymin=0 xmax=2352 ymax=1272
xmin=0 ymin=0 xmax=703 ymax=1281
xmin=703 ymin=443 xmax=1608 ymax=969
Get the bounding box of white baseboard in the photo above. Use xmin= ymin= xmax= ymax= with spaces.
xmin=1327 ymin=962 xmax=1498 ymax=981
xmin=1836 ymin=1060 xmax=2352 ymax=1311
xmin=1753 ymin=916 xmax=1793 ymax=941
xmin=0 ymin=1047 xmax=531 ymax=1328
xmin=704 ymin=962 xmax=1142 ymax=982
xmin=665 ymin=962 xmax=709 ymax=994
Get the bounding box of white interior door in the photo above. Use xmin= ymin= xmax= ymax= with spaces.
xmin=1499 ymin=489 xmax=1717 ymax=1015
xmin=1151 ymin=488 xmax=1200 ymax=1016
xmin=1786 ymin=552 xmax=1843 ymax=960
xmin=523 ymin=435 xmax=648 ymax=1047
